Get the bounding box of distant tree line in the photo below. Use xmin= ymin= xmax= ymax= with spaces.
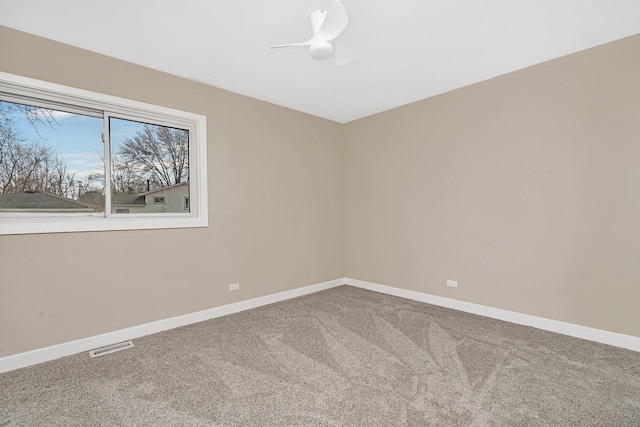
xmin=0 ymin=101 xmax=188 ymax=200
xmin=0 ymin=101 xmax=80 ymax=198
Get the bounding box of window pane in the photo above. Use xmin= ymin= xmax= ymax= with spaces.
xmin=0 ymin=100 xmax=104 ymax=213
xmin=109 ymin=117 xmax=189 ymax=214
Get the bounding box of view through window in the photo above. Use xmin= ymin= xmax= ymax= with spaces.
xmin=0 ymin=71 xmax=207 ymax=235
xmin=0 ymin=100 xmax=190 ymax=215
xmin=0 ymin=100 xmax=103 ymax=212
xmin=108 ymin=117 xmax=189 ymax=214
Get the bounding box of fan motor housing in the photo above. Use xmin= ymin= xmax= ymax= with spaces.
xmin=310 ymin=41 xmax=333 ymax=60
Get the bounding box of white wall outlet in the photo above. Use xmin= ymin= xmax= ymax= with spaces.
xmin=228 ymin=283 xmax=240 ymax=291
xmin=446 ymin=280 xmax=458 ymax=288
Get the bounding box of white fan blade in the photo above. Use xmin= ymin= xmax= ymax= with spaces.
xmin=270 ymin=40 xmax=312 ymax=49
xmin=316 ymin=0 xmax=349 ymax=41
xmin=332 ymin=43 xmax=355 ymax=65
xmin=310 ymin=10 xmax=328 ymax=36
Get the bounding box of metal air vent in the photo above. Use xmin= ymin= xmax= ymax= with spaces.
xmin=89 ymin=341 xmax=134 ymax=358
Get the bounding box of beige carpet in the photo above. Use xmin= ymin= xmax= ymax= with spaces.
xmin=1 ymin=285 xmax=639 ymax=426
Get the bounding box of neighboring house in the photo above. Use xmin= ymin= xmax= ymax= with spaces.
xmin=136 ymin=182 xmax=190 ymax=214
xmin=0 ymin=191 xmax=95 ymax=213
xmin=79 ymin=182 xmax=189 ymax=214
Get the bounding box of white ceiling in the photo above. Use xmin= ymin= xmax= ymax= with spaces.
xmin=1 ymin=1 xmax=640 ymax=123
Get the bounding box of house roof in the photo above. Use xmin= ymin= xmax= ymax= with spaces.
xmin=139 ymin=182 xmax=188 ymax=196
xmin=0 ymin=191 xmax=94 ymax=212
xmin=79 ymin=191 xmax=146 ymax=208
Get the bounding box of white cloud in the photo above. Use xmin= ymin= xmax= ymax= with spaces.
xmin=50 ymin=110 xmax=74 ymax=120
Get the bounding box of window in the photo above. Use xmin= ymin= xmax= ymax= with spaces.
xmin=0 ymin=71 xmax=207 ymax=235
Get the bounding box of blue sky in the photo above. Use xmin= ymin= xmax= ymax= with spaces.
xmin=4 ymin=101 xmax=145 ymax=181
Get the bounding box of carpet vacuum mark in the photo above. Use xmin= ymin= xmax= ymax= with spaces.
xmin=1 ymin=285 xmax=639 ymax=426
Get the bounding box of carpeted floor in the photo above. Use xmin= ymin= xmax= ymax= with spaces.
xmin=1 ymin=285 xmax=639 ymax=426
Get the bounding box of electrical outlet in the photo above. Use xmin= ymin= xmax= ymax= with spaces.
xmin=228 ymin=283 xmax=240 ymax=291
xmin=446 ymin=280 xmax=458 ymax=288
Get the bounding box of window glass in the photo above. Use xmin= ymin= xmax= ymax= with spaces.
xmin=109 ymin=117 xmax=190 ymax=214
xmin=0 ymin=100 xmax=103 ymax=212
xmin=0 ymin=71 xmax=207 ymax=235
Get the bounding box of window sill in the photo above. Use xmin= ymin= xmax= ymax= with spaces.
xmin=0 ymin=214 xmax=208 ymax=235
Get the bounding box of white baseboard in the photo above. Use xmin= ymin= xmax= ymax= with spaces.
xmin=3 ymin=276 xmax=637 ymax=374
xmin=345 ymin=278 xmax=640 ymax=352
xmin=0 ymin=278 xmax=346 ymax=374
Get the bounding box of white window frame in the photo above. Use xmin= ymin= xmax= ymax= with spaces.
xmin=0 ymin=71 xmax=208 ymax=235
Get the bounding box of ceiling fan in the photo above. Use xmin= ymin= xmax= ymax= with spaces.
xmin=271 ymin=0 xmax=355 ymax=65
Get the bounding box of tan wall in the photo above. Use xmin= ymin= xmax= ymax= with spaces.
xmin=2 ymin=26 xmax=639 ymax=359
xmin=344 ymin=34 xmax=640 ymax=338
xmin=0 ymin=26 xmax=345 ymax=357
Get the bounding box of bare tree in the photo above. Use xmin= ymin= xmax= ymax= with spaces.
xmin=0 ymin=101 xmax=81 ymax=198
xmin=116 ymin=124 xmax=188 ymax=190
xmin=1 ymin=101 xmax=189 ymax=201
xmin=110 ymin=153 xmax=147 ymax=193
xmin=0 ymin=101 xmax=58 ymax=143
xmin=0 ymin=137 xmax=79 ymax=198
xmin=87 ymin=123 xmax=188 ymax=195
